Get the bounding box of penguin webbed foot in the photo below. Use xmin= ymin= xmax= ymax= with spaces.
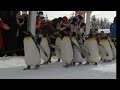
xmin=103 ymin=60 xmax=107 ymax=62
xmin=108 ymin=60 xmax=112 ymax=62
xmin=69 ymin=63 xmax=73 ymax=66
xmin=56 ymin=59 xmax=60 ymax=62
xmin=103 ymin=60 xmax=109 ymax=63
xmin=78 ymin=62 xmax=82 ymax=65
xmin=63 ymin=64 xmax=69 ymax=68
xmin=23 ymin=65 xmax=31 ymax=70
xmin=43 ymin=62 xmax=49 ymax=64
xmin=103 ymin=60 xmax=111 ymax=63
xmin=70 ymin=62 xmax=75 ymax=66
xmin=73 ymin=62 xmax=76 ymax=66
xmin=48 ymin=60 xmax=52 ymax=63
xmin=85 ymin=62 xmax=89 ymax=65
xmin=94 ymin=63 xmax=97 ymax=65
xmin=34 ymin=65 xmax=40 ymax=69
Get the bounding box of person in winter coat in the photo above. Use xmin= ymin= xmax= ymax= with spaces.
xmin=17 ymin=11 xmax=28 ymax=56
xmin=5 ymin=11 xmax=21 ymax=56
xmin=56 ymin=17 xmax=71 ymax=38
xmin=0 ymin=18 xmax=10 ymax=56
xmin=63 ymin=16 xmax=68 ymax=24
xmin=76 ymin=15 xmax=84 ymax=28
xmin=35 ymin=15 xmax=42 ymax=44
xmin=110 ymin=17 xmax=116 ymax=46
xmin=76 ymin=22 xmax=86 ymax=44
xmin=0 ymin=11 xmax=12 ymax=54
xmin=69 ymin=17 xmax=78 ymax=33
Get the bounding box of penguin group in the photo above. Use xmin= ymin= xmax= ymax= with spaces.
xmin=23 ymin=14 xmax=116 ymax=70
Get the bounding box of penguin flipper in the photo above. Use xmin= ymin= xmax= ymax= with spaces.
xmin=70 ymin=37 xmax=86 ymax=57
xmin=73 ymin=44 xmax=85 ymax=58
xmin=98 ymin=44 xmax=109 ymax=56
xmin=73 ymin=44 xmax=82 ymax=52
xmin=50 ymin=44 xmax=60 ymax=50
xmin=79 ymin=44 xmax=90 ymax=56
xmin=108 ymin=40 xmax=115 ymax=54
xmin=73 ymin=38 xmax=90 ymax=56
xmin=38 ymin=44 xmax=48 ymax=57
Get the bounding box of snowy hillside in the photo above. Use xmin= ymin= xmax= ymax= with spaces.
xmin=0 ymin=56 xmax=116 ymax=79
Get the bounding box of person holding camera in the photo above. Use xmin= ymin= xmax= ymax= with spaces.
xmin=17 ymin=11 xmax=28 ymax=56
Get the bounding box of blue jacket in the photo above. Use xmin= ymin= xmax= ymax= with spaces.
xmin=110 ymin=20 xmax=116 ymax=38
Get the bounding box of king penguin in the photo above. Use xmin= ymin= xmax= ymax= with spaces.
xmin=61 ymin=33 xmax=73 ymax=68
xmin=84 ymin=35 xmax=100 ymax=65
xmin=23 ymin=31 xmax=41 ymax=70
xmin=70 ymin=32 xmax=85 ymax=65
xmin=55 ymin=34 xmax=62 ymax=62
xmin=40 ymin=35 xmax=51 ymax=64
xmin=99 ymin=35 xmax=114 ymax=62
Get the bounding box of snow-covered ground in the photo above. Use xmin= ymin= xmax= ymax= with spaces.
xmin=0 ymin=56 xmax=116 ymax=79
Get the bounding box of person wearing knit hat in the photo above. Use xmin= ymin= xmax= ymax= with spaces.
xmin=37 ymin=11 xmax=44 ymax=20
xmin=63 ymin=16 xmax=68 ymax=21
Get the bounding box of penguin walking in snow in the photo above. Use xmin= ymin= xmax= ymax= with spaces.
xmin=60 ymin=31 xmax=73 ymax=68
xmin=108 ymin=36 xmax=116 ymax=60
xmin=54 ymin=33 xmax=62 ymax=62
xmin=99 ymin=35 xmax=114 ymax=62
xmin=23 ymin=31 xmax=41 ymax=70
xmin=70 ymin=32 xmax=85 ymax=66
xmin=84 ymin=34 xmax=100 ymax=65
xmin=39 ymin=34 xmax=51 ymax=64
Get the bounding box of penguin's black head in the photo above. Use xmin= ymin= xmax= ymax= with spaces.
xmin=85 ymin=36 xmax=88 ymax=40
xmin=24 ymin=31 xmax=31 ymax=37
xmin=104 ymin=34 xmax=108 ymax=39
xmin=66 ymin=27 xmax=71 ymax=32
xmin=72 ymin=32 xmax=76 ymax=36
xmin=43 ymin=34 xmax=47 ymax=37
xmin=89 ymin=33 xmax=94 ymax=38
xmin=54 ymin=34 xmax=59 ymax=37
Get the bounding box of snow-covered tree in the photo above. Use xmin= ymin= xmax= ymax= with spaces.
xmin=90 ymin=15 xmax=111 ymax=29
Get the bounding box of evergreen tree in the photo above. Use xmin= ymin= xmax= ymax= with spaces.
xmin=90 ymin=15 xmax=97 ymax=28
xmin=90 ymin=15 xmax=111 ymax=29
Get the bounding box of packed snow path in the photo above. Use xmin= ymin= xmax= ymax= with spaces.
xmin=0 ymin=56 xmax=116 ymax=79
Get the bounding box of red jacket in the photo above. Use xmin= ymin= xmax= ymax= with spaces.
xmin=36 ymin=18 xmax=44 ymax=26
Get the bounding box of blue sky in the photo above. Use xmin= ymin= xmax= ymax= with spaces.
xmin=43 ymin=11 xmax=116 ymax=23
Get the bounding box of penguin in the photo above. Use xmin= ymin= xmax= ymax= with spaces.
xmin=84 ymin=35 xmax=100 ymax=65
xmin=98 ymin=43 xmax=109 ymax=61
xmin=108 ymin=37 xmax=116 ymax=60
xmin=55 ymin=34 xmax=62 ymax=62
xmin=76 ymin=35 xmax=91 ymax=62
xmin=23 ymin=31 xmax=41 ymax=70
xmin=61 ymin=35 xmax=73 ymax=68
xmin=40 ymin=35 xmax=51 ymax=64
xmin=99 ymin=36 xmax=113 ymax=62
xmin=70 ymin=32 xmax=85 ymax=65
